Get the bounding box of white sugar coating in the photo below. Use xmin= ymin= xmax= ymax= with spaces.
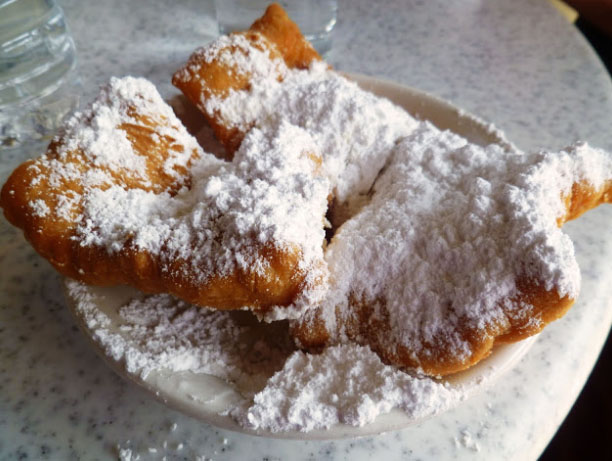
xmin=28 ymin=76 xmax=204 ymax=218
xmin=22 ymin=32 xmax=612 ymax=433
xmin=67 ymin=280 xmax=463 ymax=432
xmin=177 ymin=34 xmax=418 ymax=212
xmin=309 ymin=121 xmax=612 ymax=363
xmin=25 ymin=76 xmax=330 ymax=319
xmin=238 ymin=344 xmax=462 ymax=432
xmin=29 ymin=199 xmax=50 ymax=217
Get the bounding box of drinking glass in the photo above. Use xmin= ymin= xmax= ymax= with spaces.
xmin=215 ymin=0 xmax=338 ymax=56
xmin=0 ymin=0 xmax=80 ymax=149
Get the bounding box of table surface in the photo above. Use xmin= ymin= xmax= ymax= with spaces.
xmin=1 ymin=0 xmax=611 ymax=459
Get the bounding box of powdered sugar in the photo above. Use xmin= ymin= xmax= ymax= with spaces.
xmin=54 ymin=66 xmax=612 ymax=434
xmin=58 ymin=76 xmax=198 ymax=180
xmin=29 ymin=198 xmax=50 ymax=217
xmin=68 ymin=281 xmax=293 ymax=389
xmin=13 ymin=29 xmax=611 ymax=434
xmin=27 ymin=76 xmax=204 ymax=214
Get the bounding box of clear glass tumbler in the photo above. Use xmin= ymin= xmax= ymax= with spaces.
xmin=215 ymin=0 xmax=338 ymax=56
xmin=0 ymin=0 xmax=80 ymax=149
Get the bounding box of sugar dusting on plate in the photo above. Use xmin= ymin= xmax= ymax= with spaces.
xmin=67 ymin=280 xmax=464 ymax=432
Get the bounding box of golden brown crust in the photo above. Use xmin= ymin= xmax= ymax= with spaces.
xmin=171 ymin=3 xmax=321 ymax=154
xmin=250 ymin=3 xmax=322 ymax=69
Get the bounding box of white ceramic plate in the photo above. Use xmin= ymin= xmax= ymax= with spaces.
xmin=65 ymin=74 xmax=536 ymax=440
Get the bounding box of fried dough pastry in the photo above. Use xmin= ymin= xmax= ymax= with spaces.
xmin=291 ymin=122 xmax=612 ymax=376
xmin=1 ymin=76 xmax=330 ymax=319
xmin=172 ymin=3 xmax=321 ymax=153
xmin=173 ymin=4 xmax=418 ymax=217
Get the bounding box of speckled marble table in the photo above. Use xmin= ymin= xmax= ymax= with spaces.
xmin=1 ymin=0 xmax=611 ymax=459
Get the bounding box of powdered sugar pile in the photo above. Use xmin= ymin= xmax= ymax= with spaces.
xmin=67 ymin=279 xmax=463 ymax=432
xmin=236 ymin=344 xmax=461 ymax=432
xmin=174 ymin=35 xmax=419 ymax=215
xmin=301 ymin=121 xmax=612 ymax=367
xmin=51 ymin=66 xmax=470 ymax=433
xmin=177 ymin=29 xmax=612 ymax=372
xmin=29 ymin=30 xmax=612 ymax=434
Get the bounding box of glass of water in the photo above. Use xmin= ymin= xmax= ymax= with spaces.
xmin=215 ymin=0 xmax=338 ymax=56
xmin=0 ymin=0 xmax=80 ymax=149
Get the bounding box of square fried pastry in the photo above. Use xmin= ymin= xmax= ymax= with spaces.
xmin=0 ymin=76 xmax=330 ymax=320
xmin=292 ymin=122 xmax=612 ymax=376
